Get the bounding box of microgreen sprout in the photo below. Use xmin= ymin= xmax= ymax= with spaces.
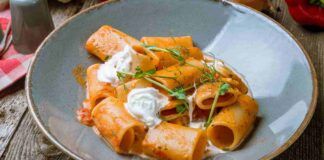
xmin=176 ymin=104 xmax=187 ymax=114
xmin=204 ymin=83 xmax=230 ymax=127
xmin=142 ymin=44 xmax=185 ymax=64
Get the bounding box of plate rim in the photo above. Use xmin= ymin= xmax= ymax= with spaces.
xmin=25 ymin=0 xmax=318 ymax=160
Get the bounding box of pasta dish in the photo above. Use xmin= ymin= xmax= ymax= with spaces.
xmin=76 ymin=25 xmax=259 ymax=160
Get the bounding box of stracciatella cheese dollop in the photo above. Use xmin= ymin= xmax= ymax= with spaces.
xmin=97 ymin=45 xmax=135 ymax=86
xmin=125 ymin=88 xmax=169 ymax=127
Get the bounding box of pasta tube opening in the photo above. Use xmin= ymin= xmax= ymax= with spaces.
xmin=159 ymin=100 xmax=187 ymax=122
xmin=119 ymin=127 xmax=135 ymax=152
xmin=195 ymin=83 xmax=239 ymax=110
xmin=94 ymin=97 xmax=106 ymax=107
xmin=200 ymin=92 xmax=240 ymax=107
xmin=92 ymin=97 xmax=146 ymax=154
xmin=167 ymin=116 xmax=189 ymax=126
xmin=202 ymin=98 xmax=214 ymax=106
xmin=160 ymin=108 xmax=177 ymax=117
xmin=207 ymin=125 xmax=234 ymax=148
xmin=206 ymin=95 xmax=258 ymax=150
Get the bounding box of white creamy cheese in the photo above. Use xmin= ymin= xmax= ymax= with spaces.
xmin=125 ymin=88 xmax=169 ymax=127
xmin=206 ymin=59 xmax=225 ymax=71
xmin=187 ymin=90 xmax=196 ymax=122
xmin=97 ymin=45 xmax=134 ymax=86
xmin=188 ymin=121 xmax=204 ymax=129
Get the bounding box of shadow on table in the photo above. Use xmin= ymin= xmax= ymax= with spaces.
xmin=0 ymin=77 xmax=25 ymax=98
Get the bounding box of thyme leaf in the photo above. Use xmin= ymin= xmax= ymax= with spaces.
xmin=200 ymin=62 xmax=218 ymax=83
xmin=166 ymin=48 xmax=185 ymax=65
xmin=116 ymin=71 xmax=126 ymax=81
xmin=170 ymin=87 xmax=186 ymax=100
xmin=134 ymin=66 xmax=156 ymax=79
xmin=175 ymin=104 xmax=187 ymax=114
xmin=142 ymin=44 xmax=185 ymax=64
xmin=219 ymin=83 xmax=230 ymax=96
xmin=116 ymin=71 xmax=129 ymax=90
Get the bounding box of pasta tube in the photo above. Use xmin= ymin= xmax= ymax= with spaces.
xmin=204 ymin=57 xmax=248 ymax=94
xmin=85 ymin=25 xmax=135 ymax=61
xmin=141 ymin=36 xmax=194 ymax=48
xmin=206 ymin=95 xmax=258 ymax=150
xmin=168 ymin=116 xmax=189 ymax=126
xmin=153 ymin=58 xmax=204 ymax=89
xmin=155 ymin=47 xmax=203 ymax=69
xmin=116 ymin=79 xmax=152 ymax=102
xmin=86 ymin=64 xmax=115 ymax=110
xmin=187 ymin=47 xmax=204 ymax=60
xmin=159 ymin=100 xmax=188 ymax=125
xmin=130 ymin=53 xmax=155 ymax=72
xmin=142 ymin=122 xmax=207 ymax=160
xmin=217 ymin=66 xmax=248 ymax=94
xmin=92 ymin=97 xmax=146 ymax=154
xmin=195 ymin=82 xmax=240 ymax=110
xmin=85 ymin=25 xmax=159 ymax=66
xmin=131 ymin=45 xmax=160 ymax=67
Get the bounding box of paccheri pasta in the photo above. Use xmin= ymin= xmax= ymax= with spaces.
xmin=77 ymin=25 xmax=259 ymax=159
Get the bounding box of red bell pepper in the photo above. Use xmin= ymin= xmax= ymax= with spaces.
xmin=285 ymin=0 xmax=324 ymax=28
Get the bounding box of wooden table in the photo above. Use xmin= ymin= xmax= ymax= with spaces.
xmin=0 ymin=0 xmax=322 ymax=159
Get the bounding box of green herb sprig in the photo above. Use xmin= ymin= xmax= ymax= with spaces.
xmin=219 ymin=83 xmax=230 ymax=96
xmin=201 ymin=62 xmax=218 ymax=83
xmin=175 ymin=104 xmax=187 ymax=114
xmin=143 ymin=77 xmax=188 ymax=109
xmin=204 ymin=83 xmax=230 ymax=127
xmin=170 ymin=87 xmax=186 ymax=100
xmin=142 ymin=44 xmax=185 ymax=65
xmin=116 ymin=71 xmax=126 ymax=81
xmin=134 ymin=66 xmax=156 ymax=79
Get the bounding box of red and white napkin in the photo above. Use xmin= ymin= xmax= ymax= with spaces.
xmin=0 ymin=9 xmax=33 ymax=91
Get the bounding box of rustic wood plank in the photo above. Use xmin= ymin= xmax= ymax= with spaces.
xmin=0 ymin=81 xmax=27 ymax=157
xmin=1 ymin=113 xmax=71 ymax=160
xmin=49 ymin=0 xmax=84 ymax=27
xmin=80 ymin=0 xmax=99 ymax=10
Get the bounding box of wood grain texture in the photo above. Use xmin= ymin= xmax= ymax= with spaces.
xmin=49 ymin=0 xmax=84 ymax=28
xmin=80 ymin=0 xmax=99 ymax=10
xmin=1 ymin=113 xmax=71 ymax=160
xmin=0 ymin=0 xmax=322 ymax=159
xmin=0 ymin=78 xmax=26 ymax=157
xmin=0 ymin=88 xmax=27 ymax=157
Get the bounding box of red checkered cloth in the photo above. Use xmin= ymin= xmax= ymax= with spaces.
xmin=0 ymin=10 xmax=33 ymax=91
